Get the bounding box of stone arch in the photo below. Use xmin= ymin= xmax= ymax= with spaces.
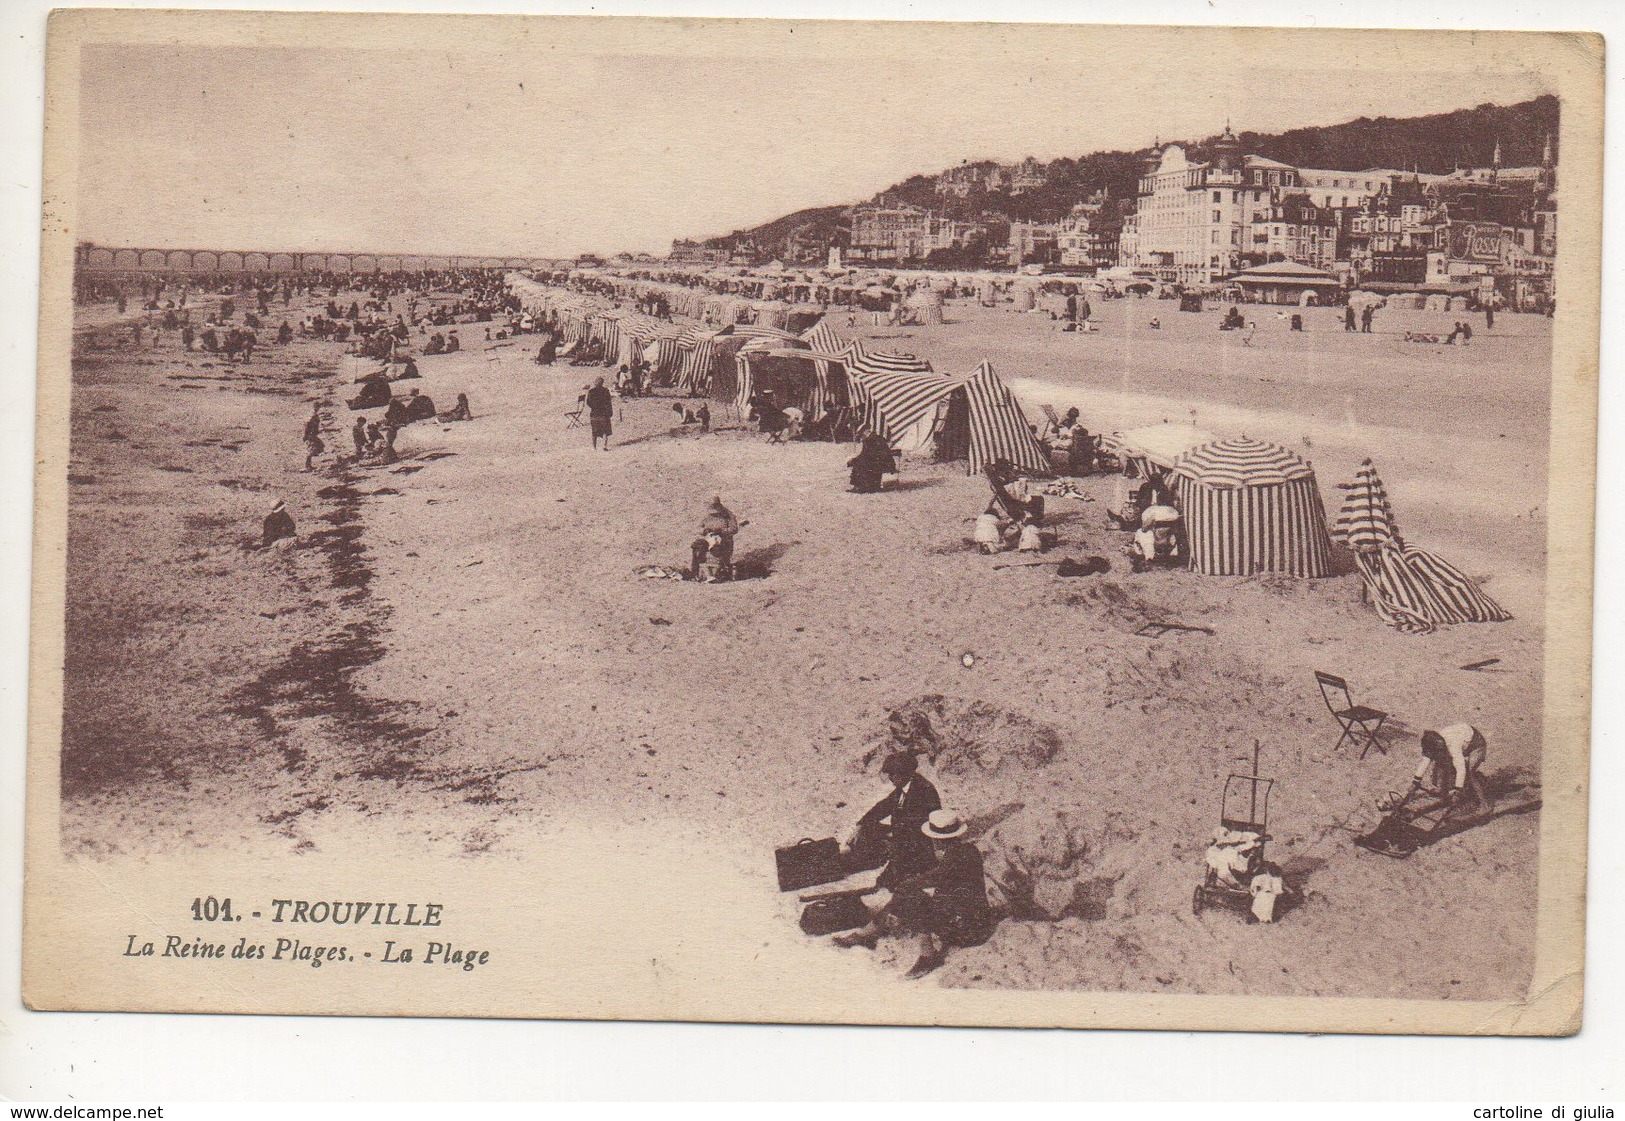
xmin=244 ymin=252 xmax=269 ymax=272
xmin=114 ymin=249 xmax=140 ymax=269
xmin=481 ymin=257 xmax=504 ymax=269
xmin=353 ymin=254 xmax=377 ymax=272
xmin=377 ymin=256 xmax=401 ymax=272
xmin=167 ymin=250 xmax=192 ymax=270
xmin=219 ymin=252 xmax=244 ymax=271
xmin=329 ymin=255 xmax=351 ymax=272
xmin=504 ymin=258 xmax=529 ymax=269
xmin=303 ymin=254 xmax=327 ymax=272
xmin=139 ymin=249 xmax=166 ymax=269
xmin=401 ymin=256 xmax=424 ymax=271
xmin=192 ymin=251 xmax=218 ymax=272
xmin=424 ymin=257 xmax=450 ymax=270
xmin=87 ymin=248 xmax=114 ymax=270
xmin=269 ymin=253 xmax=294 ymax=272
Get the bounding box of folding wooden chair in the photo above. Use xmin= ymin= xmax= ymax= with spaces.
xmin=1314 ymin=671 xmax=1388 ymax=758
xmin=564 ymin=403 xmax=585 ymax=429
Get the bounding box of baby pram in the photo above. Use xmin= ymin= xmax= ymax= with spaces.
xmin=1193 ymin=745 xmax=1297 ymax=923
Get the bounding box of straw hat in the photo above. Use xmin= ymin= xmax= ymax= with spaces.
xmin=921 ymin=809 xmax=968 ymax=841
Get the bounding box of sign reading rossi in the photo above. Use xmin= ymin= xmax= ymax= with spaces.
xmin=1449 ymin=221 xmax=1506 ymax=262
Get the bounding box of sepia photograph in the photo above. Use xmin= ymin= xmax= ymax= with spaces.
xmin=21 ymin=10 xmax=1601 ymax=1036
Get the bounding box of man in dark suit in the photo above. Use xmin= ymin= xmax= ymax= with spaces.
xmin=855 ymin=753 xmax=941 ymax=888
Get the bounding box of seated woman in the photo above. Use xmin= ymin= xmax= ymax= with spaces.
xmin=833 ymin=809 xmax=995 ymax=979
xmin=847 ymin=432 xmax=898 ymax=493
xmin=1128 ymin=504 xmax=1183 ymax=572
xmin=438 ymin=392 xmax=472 ymax=422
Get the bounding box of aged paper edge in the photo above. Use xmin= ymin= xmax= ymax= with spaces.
xmin=22 ymin=11 xmax=1602 ymax=1035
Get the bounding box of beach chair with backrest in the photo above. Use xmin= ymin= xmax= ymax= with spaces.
xmin=1314 ymin=671 xmax=1388 ymax=758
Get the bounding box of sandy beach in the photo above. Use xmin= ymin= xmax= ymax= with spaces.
xmin=58 ymin=283 xmax=1548 ymax=1001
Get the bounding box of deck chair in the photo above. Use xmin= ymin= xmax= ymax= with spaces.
xmin=564 ymin=400 xmax=585 ymax=429
xmin=1314 ymin=671 xmax=1388 ymax=758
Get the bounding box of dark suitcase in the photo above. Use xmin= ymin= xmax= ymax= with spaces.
xmin=799 ymin=892 xmax=873 ymax=936
xmin=775 ymin=836 xmax=843 ymax=892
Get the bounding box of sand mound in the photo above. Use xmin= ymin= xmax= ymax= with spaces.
xmin=981 ymin=806 xmax=1144 ymax=921
xmin=860 ymin=694 xmax=1062 ymax=776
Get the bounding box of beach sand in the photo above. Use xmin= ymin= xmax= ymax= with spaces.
xmin=53 ymin=285 xmax=1548 ymax=1002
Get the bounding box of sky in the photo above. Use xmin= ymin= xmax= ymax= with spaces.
xmin=72 ymin=22 xmax=1555 ymax=258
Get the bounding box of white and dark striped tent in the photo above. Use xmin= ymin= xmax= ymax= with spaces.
xmin=1333 ymin=458 xmax=1511 ymax=633
xmin=799 ymin=319 xmax=850 ymax=421
xmin=845 ymin=353 xmax=1049 ymax=475
xmin=645 ymin=335 xmax=687 ymax=381
xmin=677 ymin=326 xmax=730 ymax=394
xmin=1170 ymin=437 xmax=1334 ymax=578
xmin=842 ymin=344 xmax=943 ymax=441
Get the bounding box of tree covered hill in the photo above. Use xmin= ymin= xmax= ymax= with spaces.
xmin=697 ymin=94 xmax=1558 ymax=258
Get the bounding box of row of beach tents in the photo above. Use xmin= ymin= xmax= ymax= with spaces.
xmin=510 ymin=274 xmax=1051 ymax=476
xmin=508 ymin=275 xmax=1510 ymax=629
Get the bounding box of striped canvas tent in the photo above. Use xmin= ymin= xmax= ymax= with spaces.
xmin=842 ymin=345 xmax=945 ymax=441
xmin=799 ymin=319 xmax=849 ymax=421
xmin=1170 ymin=437 xmax=1334 ymax=578
xmin=677 ymin=326 xmax=730 ymax=394
xmin=955 ymin=362 xmax=1050 ymax=475
xmin=734 ymin=337 xmax=827 ymax=418
xmin=646 ymin=335 xmax=687 ymax=381
xmin=1333 ymin=458 xmax=1511 ymax=633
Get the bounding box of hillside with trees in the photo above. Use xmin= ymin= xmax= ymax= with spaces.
xmin=695 ymin=95 xmax=1558 ymax=261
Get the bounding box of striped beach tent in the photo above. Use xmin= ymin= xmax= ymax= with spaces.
xmin=678 ymin=326 xmax=733 ymax=395
xmin=955 ymin=361 xmax=1050 ymax=475
xmin=646 ymin=335 xmax=687 ymax=380
xmin=799 ymin=319 xmax=848 ymax=420
xmin=1170 ymin=437 xmax=1334 ymax=578
xmin=843 ymin=345 xmax=946 ymax=441
xmin=1333 ymin=458 xmax=1511 ymax=633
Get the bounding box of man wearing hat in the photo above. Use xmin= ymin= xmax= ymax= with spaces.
xmin=852 ymin=752 xmax=940 ymax=888
xmin=836 ymin=808 xmax=994 ymax=979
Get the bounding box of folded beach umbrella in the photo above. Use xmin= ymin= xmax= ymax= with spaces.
xmin=1333 ymin=458 xmax=1511 ymax=633
xmin=1332 ymin=457 xmax=1400 ymax=552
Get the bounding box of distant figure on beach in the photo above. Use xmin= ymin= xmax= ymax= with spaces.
xmin=1361 ymin=305 xmax=1375 ymax=333
xmin=303 ymin=404 xmax=324 ymax=470
xmin=1484 ymin=304 xmax=1495 ymax=330
xmin=848 ymin=432 xmax=898 ymax=493
xmin=351 ymin=416 xmax=368 ymax=458
xmin=696 ymin=402 xmax=711 ymax=432
xmin=262 ymin=500 xmax=296 ymax=547
xmin=181 ymin=324 xmax=195 ymax=351
xmin=690 ymin=495 xmax=740 ymax=581
xmin=445 ymin=330 xmax=461 ymax=353
xmin=439 ymin=392 xmax=472 ymax=422
xmin=1344 ymin=305 xmax=1357 ymax=332
xmin=585 ymin=377 xmax=614 ymax=450
xmin=402 ymin=388 xmax=437 ymax=423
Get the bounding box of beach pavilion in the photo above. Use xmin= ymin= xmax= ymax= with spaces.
xmin=1229 ymin=261 xmax=1343 ymax=306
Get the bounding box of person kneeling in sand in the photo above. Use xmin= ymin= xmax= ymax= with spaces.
xmin=438 ymin=392 xmax=472 ymax=422
xmin=690 ymin=495 xmax=741 ymax=582
xmin=261 ymin=499 xmax=296 ymax=548
xmin=1405 ymin=724 xmax=1491 ymax=816
xmin=834 ymin=809 xmax=994 ymax=979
